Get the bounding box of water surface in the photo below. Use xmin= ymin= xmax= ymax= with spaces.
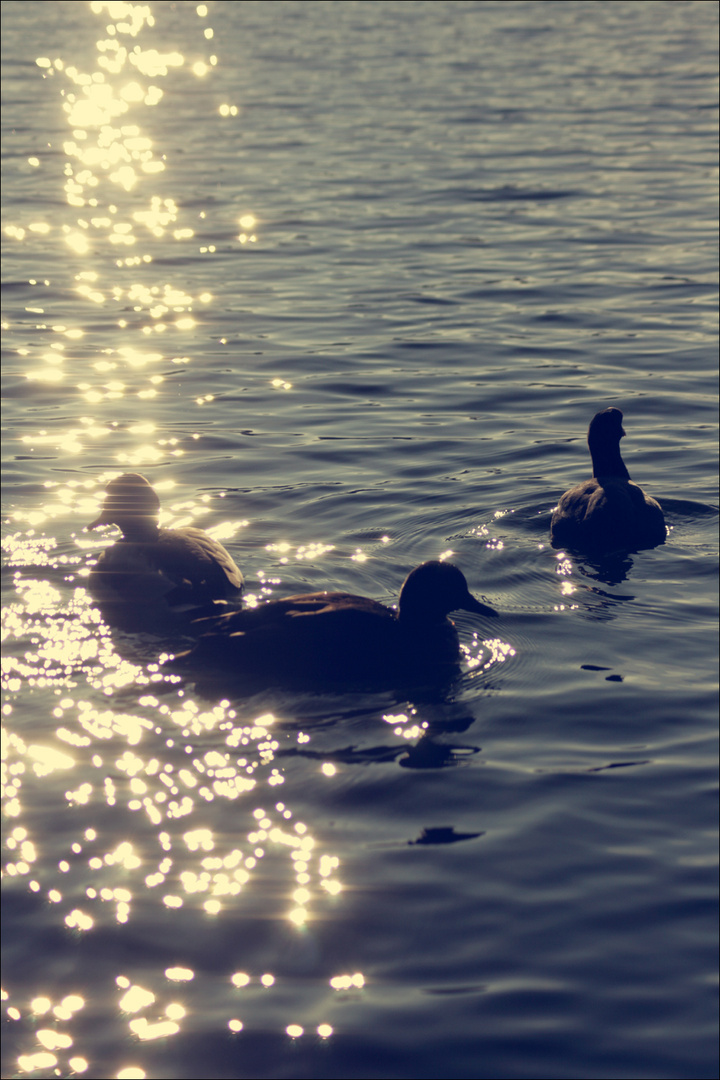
xmin=2 ymin=3 xmax=718 ymax=1078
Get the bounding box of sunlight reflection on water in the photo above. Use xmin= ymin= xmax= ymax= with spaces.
xmin=2 ymin=1 xmax=717 ymax=1078
xmin=3 ymin=0 xmax=251 ymax=485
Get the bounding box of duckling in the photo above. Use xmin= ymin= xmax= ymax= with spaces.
xmin=550 ymin=408 xmax=666 ymax=554
xmin=167 ymin=560 xmax=498 ymax=691
xmin=86 ymin=473 xmax=243 ymax=614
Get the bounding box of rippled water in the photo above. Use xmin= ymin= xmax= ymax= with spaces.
xmin=2 ymin=2 xmax=718 ymax=1079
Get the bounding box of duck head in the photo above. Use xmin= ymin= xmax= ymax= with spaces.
xmin=398 ymin=561 xmax=498 ymax=623
xmin=588 ymin=407 xmax=625 ymax=442
xmin=87 ymin=473 xmax=161 ymax=541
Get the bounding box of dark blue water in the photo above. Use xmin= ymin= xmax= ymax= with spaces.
xmin=2 ymin=2 xmax=718 ymax=1078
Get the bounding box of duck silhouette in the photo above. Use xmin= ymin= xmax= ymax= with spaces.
xmin=86 ymin=473 xmax=243 ymax=620
xmin=550 ymin=408 xmax=666 ymax=554
xmin=167 ymin=560 xmax=498 ymax=691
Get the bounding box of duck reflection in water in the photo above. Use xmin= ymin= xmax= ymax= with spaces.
xmin=86 ymin=473 xmax=243 ymax=631
xmin=167 ymin=560 xmax=498 ymax=694
xmin=551 ymin=408 xmax=667 ymax=555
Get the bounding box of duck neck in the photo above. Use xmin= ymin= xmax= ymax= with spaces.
xmin=589 ymin=438 xmax=631 ymax=480
xmin=398 ymin=599 xmax=448 ymax=627
xmin=119 ymin=518 xmax=160 ymax=542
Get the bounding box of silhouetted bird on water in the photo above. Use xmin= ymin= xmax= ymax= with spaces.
xmin=86 ymin=473 xmax=242 ymax=628
xmin=550 ymin=408 xmax=666 ymax=554
xmin=167 ymin=560 xmax=498 ymax=692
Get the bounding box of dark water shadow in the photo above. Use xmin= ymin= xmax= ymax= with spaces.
xmin=572 ymin=552 xmax=637 ymax=589
xmin=277 ymin=731 xmax=481 ymax=772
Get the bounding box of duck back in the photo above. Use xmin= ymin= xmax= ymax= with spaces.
xmin=174 ymin=593 xmax=460 ymax=690
xmin=92 ymin=527 xmax=243 ymax=607
xmin=551 ymin=477 xmax=666 ymax=553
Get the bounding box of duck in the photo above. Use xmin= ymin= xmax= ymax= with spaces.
xmin=86 ymin=473 xmax=243 ymax=618
xmin=550 ymin=408 xmax=666 ymax=554
xmin=167 ymin=560 xmax=498 ymax=691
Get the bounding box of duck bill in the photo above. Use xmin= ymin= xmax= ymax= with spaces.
xmin=463 ymin=595 xmax=499 ymax=618
xmin=86 ymin=513 xmax=109 ymax=531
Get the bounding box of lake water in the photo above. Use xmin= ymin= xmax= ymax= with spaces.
xmin=1 ymin=2 xmax=718 ymax=1078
